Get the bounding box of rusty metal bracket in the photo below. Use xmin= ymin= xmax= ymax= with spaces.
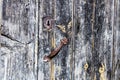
xmin=42 ymin=16 xmax=71 ymax=62
xmin=43 ymin=37 xmax=68 ymax=62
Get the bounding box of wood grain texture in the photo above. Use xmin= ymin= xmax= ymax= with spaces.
xmin=0 ymin=0 xmax=120 ymax=80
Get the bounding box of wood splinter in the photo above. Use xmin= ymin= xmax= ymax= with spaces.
xmin=43 ymin=37 xmax=68 ymax=62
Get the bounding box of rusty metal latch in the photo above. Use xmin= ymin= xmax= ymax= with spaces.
xmin=42 ymin=16 xmax=70 ymax=62
xmin=43 ymin=37 xmax=68 ymax=62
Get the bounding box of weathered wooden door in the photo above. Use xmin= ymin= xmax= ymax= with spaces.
xmin=0 ymin=0 xmax=120 ymax=80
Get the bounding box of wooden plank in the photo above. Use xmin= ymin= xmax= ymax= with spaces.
xmin=0 ymin=0 xmax=3 ymax=35
xmin=0 ymin=0 xmax=120 ymax=80
xmin=112 ymin=0 xmax=120 ymax=80
xmin=102 ymin=0 xmax=119 ymax=80
xmin=2 ymin=0 xmax=35 ymax=43
xmin=0 ymin=0 xmax=36 ymax=80
xmin=34 ymin=0 xmax=39 ymax=80
xmin=54 ymin=0 xmax=72 ymax=80
xmin=39 ymin=0 xmax=72 ymax=80
xmin=38 ymin=0 xmax=52 ymax=80
xmin=74 ymin=0 xmax=94 ymax=80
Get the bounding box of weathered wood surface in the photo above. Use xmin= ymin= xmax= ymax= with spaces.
xmin=0 ymin=0 xmax=120 ymax=80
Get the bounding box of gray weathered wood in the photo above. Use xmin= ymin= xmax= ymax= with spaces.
xmin=0 ymin=0 xmax=120 ymax=80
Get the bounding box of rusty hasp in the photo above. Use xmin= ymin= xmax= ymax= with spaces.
xmin=42 ymin=16 xmax=54 ymax=31
xmin=43 ymin=37 xmax=68 ymax=62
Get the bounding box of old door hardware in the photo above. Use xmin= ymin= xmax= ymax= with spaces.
xmin=84 ymin=62 xmax=89 ymax=71
xmin=43 ymin=16 xmax=54 ymax=31
xmin=43 ymin=37 xmax=68 ymax=62
xmin=99 ymin=63 xmax=106 ymax=80
xmin=56 ymin=21 xmax=72 ymax=33
xmin=57 ymin=25 xmax=66 ymax=33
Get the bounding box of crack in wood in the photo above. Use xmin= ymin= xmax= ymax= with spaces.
xmin=1 ymin=33 xmax=34 ymax=45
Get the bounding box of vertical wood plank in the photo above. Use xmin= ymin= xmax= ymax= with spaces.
xmin=115 ymin=0 xmax=120 ymax=80
xmin=92 ymin=0 xmax=105 ymax=79
xmin=75 ymin=0 xmax=94 ymax=79
xmin=112 ymin=0 xmax=120 ymax=80
xmin=0 ymin=0 xmax=36 ymax=80
xmin=0 ymin=0 xmax=3 ymax=36
xmin=0 ymin=0 xmax=120 ymax=80
xmin=37 ymin=0 xmax=50 ymax=79
xmin=103 ymin=0 xmax=117 ymax=80
xmin=34 ymin=0 xmax=39 ymax=79
xmin=54 ymin=0 xmax=72 ymax=80
xmin=38 ymin=0 xmax=52 ymax=80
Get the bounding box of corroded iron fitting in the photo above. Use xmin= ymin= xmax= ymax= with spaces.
xmin=43 ymin=37 xmax=68 ymax=62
